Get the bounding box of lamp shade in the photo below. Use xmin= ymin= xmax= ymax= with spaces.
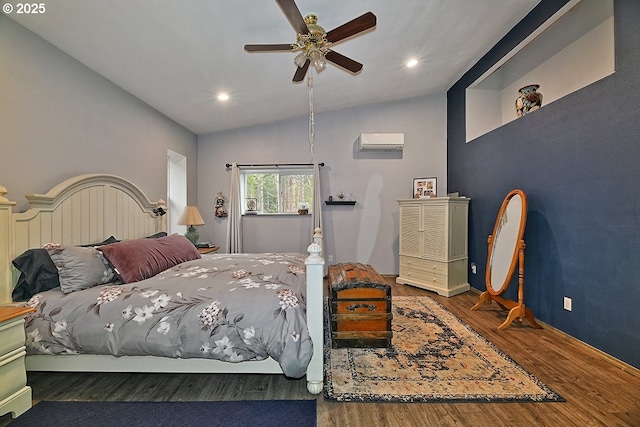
xmin=178 ymin=206 xmax=205 ymax=226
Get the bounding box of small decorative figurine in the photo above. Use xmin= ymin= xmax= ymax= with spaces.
xmin=515 ymin=84 xmax=543 ymax=117
xmin=214 ymin=192 xmax=228 ymax=218
xmin=297 ymin=202 xmax=309 ymax=215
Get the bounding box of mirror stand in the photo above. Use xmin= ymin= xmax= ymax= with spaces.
xmin=472 ymin=239 xmax=542 ymax=329
xmin=471 ymin=189 xmax=542 ymax=330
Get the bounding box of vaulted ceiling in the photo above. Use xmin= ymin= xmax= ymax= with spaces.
xmin=7 ymin=0 xmax=540 ymax=134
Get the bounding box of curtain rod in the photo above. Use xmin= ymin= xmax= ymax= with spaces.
xmin=225 ymin=162 xmax=324 ymax=168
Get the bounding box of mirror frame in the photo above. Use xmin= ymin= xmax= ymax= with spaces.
xmin=485 ymin=189 xmax=527 ymax=296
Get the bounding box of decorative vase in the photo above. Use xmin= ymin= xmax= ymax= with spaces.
xmin=184 ymin=225 xmax=200 ymax=245
xmin=298 ymin=209 xmax=308 ymax=215
xmin=515 ymin=84 xmax=543 ymax=117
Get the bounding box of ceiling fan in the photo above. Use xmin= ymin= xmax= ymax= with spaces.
xmin=244 ymin=0 xmax=376 ymax=83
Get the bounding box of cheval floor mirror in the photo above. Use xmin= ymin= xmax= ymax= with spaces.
xmin=471 ymin=189 xmax=542 ymax=330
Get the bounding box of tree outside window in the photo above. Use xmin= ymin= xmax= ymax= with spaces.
xmin=242 ymin=168 xmax=313 ymax=214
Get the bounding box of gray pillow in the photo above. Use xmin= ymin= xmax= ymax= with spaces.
xmin=47 ymin=246 xmax=117 ymax=293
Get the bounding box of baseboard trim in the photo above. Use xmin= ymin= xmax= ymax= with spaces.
xmin=470 ymin=286 xmax=640 ymax=378
xmin=536 ymin=320 xmax=640 ymax=379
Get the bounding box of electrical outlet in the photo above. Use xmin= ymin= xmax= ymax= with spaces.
xmin=470 ymin=262 xmax=477 ymax=274
xmin=563 ymin=296 xmax=572 ymax=311
xmin=328 ymin=255 xmax=334 ymax=262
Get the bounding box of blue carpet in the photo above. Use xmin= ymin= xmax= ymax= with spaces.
xmin=9 ymin=400 xmax=316 ymax=427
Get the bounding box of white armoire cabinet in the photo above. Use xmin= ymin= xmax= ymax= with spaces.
xmin=396 ymin=197 xmax=470 ymax=297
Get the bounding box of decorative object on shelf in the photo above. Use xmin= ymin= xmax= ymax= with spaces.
xmin=178 ymin=206 xmax=205 ymax=245
xmin=214 ymin=192 xmax=227 ymax=218
xmin=515 ymin=84 xmax=543 ymax=117
xmin=245 ymin=198 xmax=257 ymax=213
xmin=297 ymin=202 xmax=309 ymax=215
xmin=336 ymin=192 xmax=346 ymax=200
xmin=413 ymin=177 xmax=437 ymax=199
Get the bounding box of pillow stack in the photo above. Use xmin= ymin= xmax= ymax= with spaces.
xmin=10 ymin=232 xmax=198 ymax=301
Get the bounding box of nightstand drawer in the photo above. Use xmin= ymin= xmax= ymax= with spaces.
xmin=0 ymin=347 xmax=28 ymax=397
xmin=0 ymin=319 xmax=26 ymax=356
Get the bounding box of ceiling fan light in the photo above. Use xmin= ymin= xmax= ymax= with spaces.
xmin=294 ymin=52 xmax=307 ymax=68
xmin=314 ymin=57 xmax=326 ymax=72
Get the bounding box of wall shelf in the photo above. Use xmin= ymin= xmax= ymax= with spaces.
xmin=465 ymin=0 xmax=614 ymax=142
xmin=325 ymin=201 xmax=356 ymax=206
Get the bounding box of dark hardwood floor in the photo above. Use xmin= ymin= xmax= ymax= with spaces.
xmin=3 ymin=280 xmax=640 ymax=426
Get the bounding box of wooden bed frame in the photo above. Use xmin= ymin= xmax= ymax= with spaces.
xmin=0 ymin=174 xmax=325 ymax=394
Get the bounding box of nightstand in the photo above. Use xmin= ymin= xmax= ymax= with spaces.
xmin=0 ymin=306 xmax=35 ymax=420
xmin=198 ymin=246 xmax=220 ymax=255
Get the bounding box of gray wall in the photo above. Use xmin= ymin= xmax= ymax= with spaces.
xmin=197 ymin=93 xmax=447 ymax=274
xmin=0 ymin=14 xmax=198 ymax=212
xmin=448 ymin=0 xmax=640 ymax=369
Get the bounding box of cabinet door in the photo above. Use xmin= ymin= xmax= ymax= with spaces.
xmin=399 ymin=204 xmax=421 ymax=257
xmin=421 ymin=203 xmax=447 ymax=261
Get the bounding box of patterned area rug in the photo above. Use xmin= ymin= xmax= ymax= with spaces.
xmin=324 ymin=296 xmax=564 ymax=403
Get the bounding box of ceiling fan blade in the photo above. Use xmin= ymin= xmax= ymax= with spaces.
xmin=325 ymin=50 xmax=363 ymax=74
xmin=244 ymin=44 xmax=294 ymax=52
xmin=326 ymin=12 xmax=376 ymax=43
xmin=276 ymin=0 xmax=309 ymax=35
xmin=293 ymin=59 xmax=310 ymax=82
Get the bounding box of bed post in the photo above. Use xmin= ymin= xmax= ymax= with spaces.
xmin=304 ymin=227 xmax=324 ymax=394
xmin=0 ymin=186 xmax=16 ymax=304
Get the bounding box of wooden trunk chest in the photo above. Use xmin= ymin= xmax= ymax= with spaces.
xmin=328 ymin=263 xmax=392 ymax=348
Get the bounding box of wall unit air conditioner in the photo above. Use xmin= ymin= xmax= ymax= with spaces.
xmin=358 ymin=133 xmax=404 ymax=151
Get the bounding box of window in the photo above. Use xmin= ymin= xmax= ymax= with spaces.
xmin=241 ymin=167 xmax=314 ymax=214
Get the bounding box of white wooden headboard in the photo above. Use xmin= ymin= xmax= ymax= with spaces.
xmin=0 ymin=174 xmax=167 ymax=303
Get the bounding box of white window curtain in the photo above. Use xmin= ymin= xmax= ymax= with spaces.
xmin=226 ymin=162 xmax=242 ymax=253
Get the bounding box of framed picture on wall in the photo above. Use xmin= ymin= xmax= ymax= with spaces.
xmin=413 ymin=177 xmax=437 ymax=199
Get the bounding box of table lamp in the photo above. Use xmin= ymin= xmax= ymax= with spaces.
xmin=179 ymin=206 xmax=205 ymax=245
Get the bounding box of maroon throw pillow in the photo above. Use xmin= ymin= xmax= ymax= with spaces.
xmin=99 ymin=234 xmax=201 ymax=283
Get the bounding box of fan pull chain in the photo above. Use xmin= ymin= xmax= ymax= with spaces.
xmin=308 ymin=70 xmax=315 ymax=161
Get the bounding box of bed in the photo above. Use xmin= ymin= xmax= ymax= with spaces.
xmin=0 ymin=174 xmax=324 ymax=395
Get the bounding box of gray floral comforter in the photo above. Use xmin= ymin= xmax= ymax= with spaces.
xmin=24 ymin=253 xmax=313 ymax=378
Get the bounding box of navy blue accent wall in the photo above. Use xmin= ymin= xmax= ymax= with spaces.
xmin=447 ymin=0 xmax=640 ymax=369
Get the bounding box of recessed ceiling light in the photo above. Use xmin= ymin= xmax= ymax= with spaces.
xmin=217 ymin=93 xmax=229 ymax=101
xmin=406 ymin=58 xmax=418 ymax=68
